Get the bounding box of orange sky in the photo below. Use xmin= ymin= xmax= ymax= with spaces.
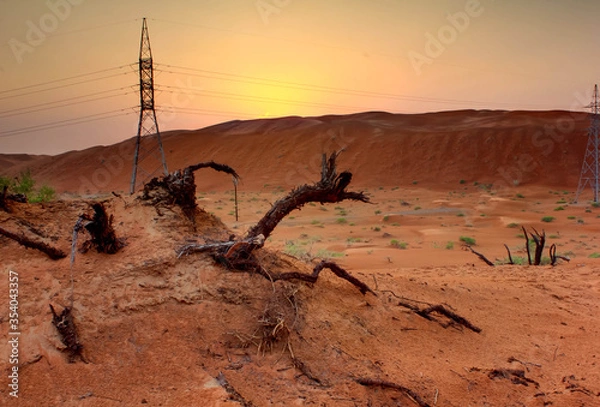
xmin=0 ymin=0 xmax=599 ymax=154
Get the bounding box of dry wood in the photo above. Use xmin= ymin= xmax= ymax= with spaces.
xmin=522 ymin=227 xmax=532 ymax=265
xmin=142 ymin=161 xmax=240 ymax=219
xmin=465 ymin=245 xmax=495 ymax=267
xmin=49 ymin=304 xmax=86 ymax=363
xmin=216 ymin=372 xmax=255 ymax=407
xmin=0 ymin=185 xmax=8 ymax=212
xmin=245 ymin=151 xmax=369 ymax=242
xmin=549 ymin=244 xmax=570 ymax=266
xmin=504 ymin=244 xmax=514 ymax=265
xmin=355 ymin=377 xmax=431 ymax=407
xmin=530 ymin=227 xmax=546 ymax=266
xmin=398 ymin=301 xmax=481 ymax=333
xmin=223 ymin=259 xmax=376 ymax=296
xmin=487 ymin=368 xmax=539 ymax=388
xmin=0 ymin=226 xmax=66 ymax=260
xmin=81 ymin=203 xmax=125 ymax=254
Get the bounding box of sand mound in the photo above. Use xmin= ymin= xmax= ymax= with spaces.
xmin=0 ymin=110 xmax=590 ymax=196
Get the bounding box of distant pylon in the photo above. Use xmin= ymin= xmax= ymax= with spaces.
xmin=130 ymin=17 xmax=168 ymax=194
xmin=574 ymin=84 xmax=600 ymax=203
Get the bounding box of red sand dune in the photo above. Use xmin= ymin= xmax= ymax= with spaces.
xmin=0 ymin=110 xmax=590 ymax=195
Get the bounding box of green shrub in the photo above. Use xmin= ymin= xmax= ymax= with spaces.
xmin=2 ymin=170 xmax=56 ymax=203
xmin=507 ymin=223 xmax=519 ymax=228
xmin=459 ymin=236 xmax=476 ymax=245
xmin=541 ymin=216 xmax=555 ymax=223
xmin=445 ymin=241 xmax=454 ymax=250
xmin=554 ymin=206 xmax=565 ymax=211
xmin=516 ymin=193 xmax=525 ymax=199
xmin=588 ymin=252 xmax=600 ymax=259
xmin=336 ymin=217 xmax=347 ymax=224
xmin=391 ymin=239 xmax=407 ymax=249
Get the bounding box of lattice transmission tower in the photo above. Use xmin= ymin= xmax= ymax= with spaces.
xmin=574 ymin=84 xmax=600 ymax=203
xmin=130 ymin=17 xmax=168 ymax=194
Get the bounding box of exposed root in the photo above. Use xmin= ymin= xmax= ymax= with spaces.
xmin=80 ymin=202 xmax=125 ymax=254
xmin=480 ymin=368 xmax=540 ymax=388
xmin=49 ymin=304 xmax=87 ymax=363
xmin=356 ymin=377 xmax=431 ymax=407
xmin=216 ymin=372 xmax=256 ymax=407
xmin=464 ymin=245 xmax=494 ymax=267
xmin=293 ymin=357 xmax=326 ymax=386
xmin=398 ymin=301 xmax=481 ymax=333
xmin=0 ymin=226 xmax=66 ymax=260
xmin=142 ymin=161 xmax=239 ymax=220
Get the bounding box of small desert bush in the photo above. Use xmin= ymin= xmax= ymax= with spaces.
xmin=459 ymin=236 xmax=476 ymax=246
xmin=506 ymin=223 xmax=519 ymax=228
xmin=541 ymin=216 xmax=555 ymax=223
xmin=390 ymin=239 xmax=408 ymax=249
xmin=445 ymin=241 xmax=454 ymax=250
xmin=588 ymin=252 xmax=600 ymax=259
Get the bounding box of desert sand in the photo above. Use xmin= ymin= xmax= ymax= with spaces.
xmin=1 ymin=110 xmax=599 ymax=406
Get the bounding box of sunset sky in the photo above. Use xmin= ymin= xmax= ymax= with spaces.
xmin=0 ymin=0 xmax=599 ymax=154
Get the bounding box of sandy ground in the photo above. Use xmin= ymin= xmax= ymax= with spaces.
xmin=1 ymin=110 xmax=599 ymax=405
xmin=1 ymin=183 xmax=600 ymax=406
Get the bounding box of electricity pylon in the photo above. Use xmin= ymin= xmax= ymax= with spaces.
xmin=130 ymin=17 xmax=168 ymax=194
xmin=574 ymin=84 xmax=600 ymax=203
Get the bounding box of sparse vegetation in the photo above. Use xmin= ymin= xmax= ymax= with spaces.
xmin=588 ymin=252 xmax=600 ymax=259
xmin=554 ymin=206 xmax=565 ymax=211
xmin=390 ymin=239 xmax=408 ymax=249
xmin=507 ymin=223 xmax=519 ymax=228
xmin=541 ymin=216 xmax=555 ymax=223
xmin=336 ymin=217 xmax=347 ymax=224
xmin=516 ymin=193 xmax=525 ymax=199
xmin=445 ymin=241 xmax=454 ymax=250
xmin=459 ymin=236 xmax=476 ymax=246
xmin=1 ymin=169 xmax=56 ymax=203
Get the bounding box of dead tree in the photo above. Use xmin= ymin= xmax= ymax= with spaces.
xmin=142 ymin=161 xmax=240 ymax=219
xmin=177 ymin=152 xmax=375 ymax=295
xmin=469 ymin=227 xmax=568 ymax=267
xmin=81 ymin=203 xmax=125 ymax=254
xmin=0 ymin=185 xmax=26 ymax=212
xmin=245 ymin=151 xmax=370 ymax=242
xmin=0 ymin=226 xmax=66 ymax=260
xmin=49 ymin=304 xmax=86 ymax=363
xmin=0 ymin=185 xmax=8 ymax=212
xmin=529 ymin=227 xmax=545 ymax=266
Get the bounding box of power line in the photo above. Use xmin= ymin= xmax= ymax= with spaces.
xmin=0 ymin=87 xmax=135 ymax=118
xmin=0 ymin=71 xmax=135 ymax=102
xmin=156 ymin=85 xmax=375 ymax=112
xmin=0 ymin=64 xmax=135 ymax=96
xmin=156 ymin=63 xmax=549 ymax=109
xmin=0 ymin=107 xmax=137 ymax=138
